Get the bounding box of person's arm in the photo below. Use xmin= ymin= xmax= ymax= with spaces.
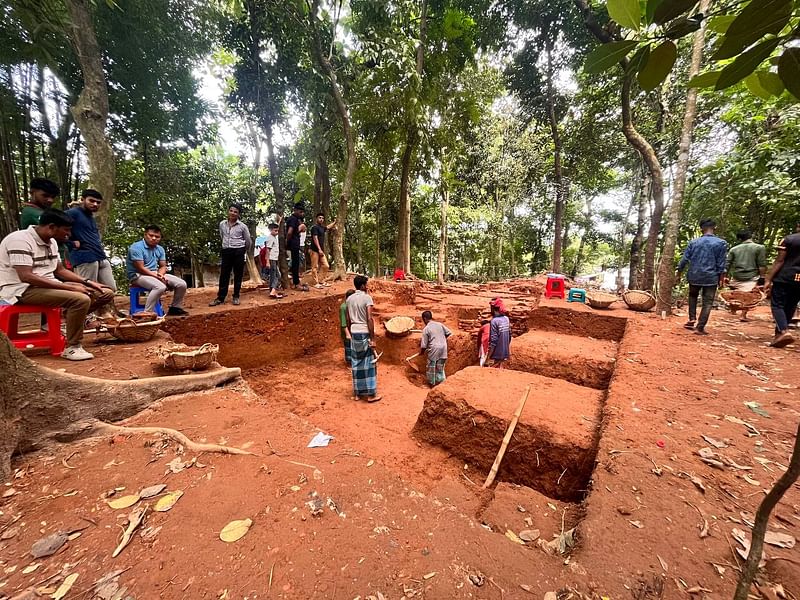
xmin=443 ymin=324 xmax=452 ymax=338
xmin=764 ymin=244 xmax=787 ymax=294
xmin=420 ymin=329 xmax=429 ymax=353
xmin=14 ymin=264 xmax=91 ymax=295
xmin=676 ymin=242 xmax=692 ymax=275
xmin=725 ymin=249 xmax=734 ymax=278
xmin=757 ymin=245 xmax=767 ymax=276
xmin=286 ymin=218 xmax=295 ymax=242
xmin=157 ymin=259 xmax=168 ymax=278
xmin=346 ymin=306 xmax=352 ymax=335
xmin=367 ymin=304 xmax=375 ymax=345
xmin=242 ymin=224 xmax=252 ymax=252
xmin=313 ymin=230 xmax=323 ymax=253
xmin=488 ymin=321 xmax=498 ymax=357
xmin=717 ymin=243 xmax=728 ymax=286
xmin=326 ymin=219 xmax=337 ymax=231
xmin=132 ymin=260 xmax=161 ymax=280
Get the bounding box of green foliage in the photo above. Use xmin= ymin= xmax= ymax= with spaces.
xmin=637 ymin=40 xmax=677 ymax=91
xmin=607 ymin=0 xmax=640 ymax=30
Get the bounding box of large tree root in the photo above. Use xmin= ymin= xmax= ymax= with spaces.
xmin=86 ymin=421 xmax=254 ymax=455
xmin=0 ymin=332 xmax=242 ymax=481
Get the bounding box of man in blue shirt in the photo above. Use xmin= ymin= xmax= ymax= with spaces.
xmin=66 ymin=189 xmax=116 ymax=296
xmin=676 ymin=218 xmax=728 ymax=335
xmin=126 ymin=225 xmax=188 ymax=316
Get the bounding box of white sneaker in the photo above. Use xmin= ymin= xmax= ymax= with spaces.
xmin=61 ymin=345 xmax=94 ymax=361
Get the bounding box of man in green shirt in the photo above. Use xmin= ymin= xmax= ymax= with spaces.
xmin=725 ymin=229 xmax=766 ymax=321
xmin=340 ymin=289 xmax=355 ymax=366
xmin=20 ymin=178 xmax=60 ymax=228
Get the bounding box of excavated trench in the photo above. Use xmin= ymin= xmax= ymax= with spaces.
xmin=164 ymin=295 xmax=628 ymax=506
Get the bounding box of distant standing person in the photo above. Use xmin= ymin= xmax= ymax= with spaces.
xmin=420 ymin=310 xmax=452 ymax=386
xmin=476 ymin=318 xmax=491 ymax=366
xmin=265 ymin=222 xmax=284 ymax=299
xmin=126 ymin=225 xmax=188 ymax=316
xmin=346 ymin=275 xmax=381 ymax=402
xmin=725 ymin=229 xmax=766 ymax=321
xmin=764 ymin=222 xmax=800 ymax=348
xmin=20 ymin=178 xmax=60 ymax=228
xmin=340 ymin=289 xmax=355 ymax=365
xmin=285 ymin=203 xmax=307 ymax=291
xmin=310 ymin=213 xmax=336 ymax=288
xmin=210 ymin=203 xmax=251 ymax=306
xmin=487 ymin=297 xmax=511 ymax=368
xmin=676 ymin=218 xmax=728 ymax=335
xmin=66 ymin=189 xmax=117 ymax=300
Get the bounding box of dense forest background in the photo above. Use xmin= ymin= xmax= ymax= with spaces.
xmin=1 ymin=0 xmax=798 ymax=306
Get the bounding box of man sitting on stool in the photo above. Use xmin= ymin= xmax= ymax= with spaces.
xmin=126 ymin=225 xmax=188 ymax=316
xmin=0 ymin=209 xmax=114 ymax=360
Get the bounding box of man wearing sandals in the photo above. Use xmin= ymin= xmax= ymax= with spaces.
xmin=724 ymin=229 xmax=766 ymax=322
xmin=285 ymin=203 xmax=307 ymax=291
xmin=764 ymin=222 xmax=800 ymax=348
xmin=265 ymin=222 xmax=284 ymax=299
xmin=310 ymin=213 xmax=336 ymax=288
xmin=676 ymin=218 xmax=728 ymax=335
xmin=346 ymin=275 xmax=381 ymax=402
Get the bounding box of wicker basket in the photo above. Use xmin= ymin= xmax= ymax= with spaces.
xmin=623 ymin=290 xmax=656 ymax=312
xmin=720 ymin=289 xmax=765 ymax=310
xmin=385 ymin=316 xmax=416 ymax=338
xmin=108 ymin=318 xmax=164 ymax=342
xmin=157 ymin=343 xmax=219 ymax=371
xmin=586 ymin=292 xmax=618 ymax=309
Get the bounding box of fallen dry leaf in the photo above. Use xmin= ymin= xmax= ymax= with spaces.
xmin=701 ymin=435 xmax=727 ymax=449
xmin=139 ymin=484 xmax=166 ymax=499
xmin=764 ymin=531 xmax=795 ymax=549
xmin=656 ymin=554 xmax=668 ymax=572
xmin=423 ymin=572 xmax=437 ymax=580
xmin=22 ymin=564 xmax=40 ymax=574
xmin=154 ymin=490 xmax=183 ymax=512
xmin=30 ymin=532 xmax=68 ymax=558
xmin=504 ymin=529 xmax=525 ymax=545
xmin=220 ymin=518 xmax=252 ymax=543
xmin=52 ymin=573 xmax=78 ymax=600
xmin=629 ymin=520 xmax=643 ymax=529
xmin=711 ymin=563 xmax=725 ymax=576
xmin=107 ymin=495 xmax=140 ymax=510
xmin=518 ymin=529 xmax=540 ymax=542
xmin=2 ymin=488 xmax=16 ymax=498
xmin=742 ymin=474 xmax=760 ymax=486
xmin=686 ymin=585 xmax=712 ymax=594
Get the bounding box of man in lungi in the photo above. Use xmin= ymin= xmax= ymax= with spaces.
xmin=487 ymin=297 xmax=511 ymax=368
xmin=346 ymin=275 xmax=382 ymax=402
xmin=420 ymin=310 xmax=452 ymax=386
xmin=340 ymin=289 xmax=355 ymax=366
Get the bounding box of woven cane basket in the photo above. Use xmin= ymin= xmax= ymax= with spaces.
xmin=623 ymin=290 xmax=656 ymax=312
xmin=158 ymin=343 xmax=219 ymax=371
xmin=719 ymin=289 xmax=765 ymax=310
xmin=385 ymin=316 xmax=416 ymax=338
xmin=586 ymin=292 xmax=618 ymax=309
xmin=108 ymin=318 xmax=164 ymax=342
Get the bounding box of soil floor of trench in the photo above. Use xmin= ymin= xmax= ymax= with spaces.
xmin=2 ymin=276 xmax=800 ymax=600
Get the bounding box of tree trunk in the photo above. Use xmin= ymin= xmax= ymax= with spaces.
xmin=64 ymin=0 xmax=115 ymax=234
xmin=546 ymin=44 xmax=565 ymax=274
xmin=375 ymin=161 xmax=388 ymax=277
xmin=396 ymin=0 xmax=427 ymax=274
xmin=245 ymin=124 xmax=263 ymax=286
xmin=437 ymin=184 xmax=448 ymax=285
xmin=264 ymin=121 xmax=290 ymax=290
xmin=0 ymin=333 xmax=240 ymax=481
xmin=309 ymin=1 xmax=355 ymax=281
xmin=0 ymin=79 xmax=20 ymax=237
xmin=629 ymin=170 xmax=650 ymax=289
xmin=655 ymin=0 xmax=710 ymax=314
xmin=622 ymin=73 xmax=665 ymax=292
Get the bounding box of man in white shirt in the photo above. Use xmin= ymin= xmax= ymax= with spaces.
xmin=0 ymin=209 xmax=114 ymax=360
xmin=265 ymin=222 xmax=283 ymax=299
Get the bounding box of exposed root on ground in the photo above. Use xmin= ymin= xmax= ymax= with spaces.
xmin=88 ymin=421 xmax=255 ymax=455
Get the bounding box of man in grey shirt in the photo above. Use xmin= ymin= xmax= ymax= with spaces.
xmin=346 ymin=274 xmax=381 ymax=402
xmin=420 ymin=310 xmax=452 ymax=386
xmin=210 ymin=203 xmax=251 ymax=306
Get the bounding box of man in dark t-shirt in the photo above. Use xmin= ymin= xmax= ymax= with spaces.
xmin=310 ymin=212 xmax=336 ymax=288
xmin=764 ymin=223 xmax=800 ymax=348
xmin=285 ymin=203 xmax=305 ymax=290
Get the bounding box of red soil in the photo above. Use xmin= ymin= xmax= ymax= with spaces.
xmin=2 ymin=279 xmax=799 ymax=600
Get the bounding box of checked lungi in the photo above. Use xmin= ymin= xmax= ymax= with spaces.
xmin=350 ymin=333 xmax=377 ymax=396
xmin=343 ymin=337 xmax=352 ymax=365
xmin=427 ymin=358 xmax=446 ymax=386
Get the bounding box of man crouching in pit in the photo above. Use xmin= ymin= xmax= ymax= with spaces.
xmin=345 ymin=274 xmax=382 ymax=403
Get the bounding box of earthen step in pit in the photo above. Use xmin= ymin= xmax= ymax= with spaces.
xmin=412 ymin=367 xmax=604 ymax=502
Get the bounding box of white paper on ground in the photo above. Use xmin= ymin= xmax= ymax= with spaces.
xmin=308 ymin=432 xmax=334 ymax=448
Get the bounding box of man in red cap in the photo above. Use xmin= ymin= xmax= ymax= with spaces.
xmin=487 ymin=297 xmax=511 ymax=367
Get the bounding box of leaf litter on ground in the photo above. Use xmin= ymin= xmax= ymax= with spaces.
xmin=220 ymin=518 xmax=252 ymax=542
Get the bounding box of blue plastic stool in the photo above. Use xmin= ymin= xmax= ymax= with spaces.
xmin=129 ymin=287 xmax=164 ymax=317
xmin=567 ymin=288 xmax=586 ymax=303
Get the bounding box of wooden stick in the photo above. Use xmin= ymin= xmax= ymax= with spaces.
xmin=483 ymin=385 xmax=531 ymax=489
xmin=404 ymin=352 xmax=421 ymax=373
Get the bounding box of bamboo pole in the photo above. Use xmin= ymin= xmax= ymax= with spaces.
xmin=483 ymin=385 xmax=531 ymax=489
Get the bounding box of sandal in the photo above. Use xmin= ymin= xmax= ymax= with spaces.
xmin=366 ymin=395 xmax=382 ymax=403
xmin=270 ymin=294 xmax=285 ymax=299
xmin=683 ymin=321 xmax=696 ymax=330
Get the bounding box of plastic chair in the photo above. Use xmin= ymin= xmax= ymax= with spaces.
xmin=129 ymin=287 xmax=164 ymax=317
xmin=545 ymin=274 xmax=566 ymax=299
xmin=567 ymin=288 xmax=587 ymax=303
xmin=0 ymin=304 xmax=65 ymax=355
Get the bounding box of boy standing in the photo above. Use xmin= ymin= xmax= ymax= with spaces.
xmin=66 ymin=189 xmax=117 ymax=295
xmin=265 ymin=223 xmax=283 ymax=299
xmin=420 ymin=310 xmax=452 ymax=386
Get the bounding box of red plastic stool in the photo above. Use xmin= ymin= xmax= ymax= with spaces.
xmin=545 ymin=273 xmax=566 ymax=299
xmin=0 ymin=304 xmax=65 ymax=355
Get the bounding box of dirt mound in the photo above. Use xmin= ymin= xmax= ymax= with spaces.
xmin=528 ymin=305 xmax=627 ymax=341
xmin=412 ymin=367 xmax=604 ymax=501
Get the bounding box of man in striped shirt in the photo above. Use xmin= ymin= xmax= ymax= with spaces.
xmin=0 ymin=209 xmax=114 ymax=360
xmin=210 ymin=203 xmax=251 ymax=307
